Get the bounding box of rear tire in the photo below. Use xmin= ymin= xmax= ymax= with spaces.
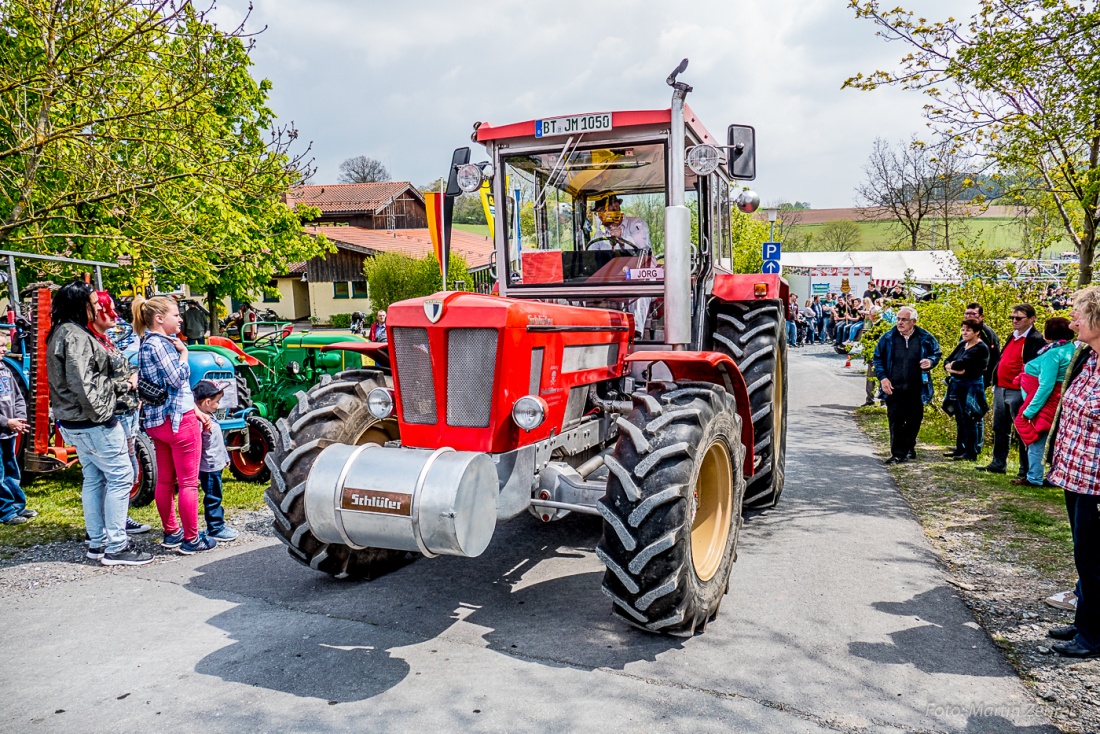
xmin=597 ymin=382 xmax=746 ymax=635
xmin=228 ymin=414 xmax=277 ymax=483
xmin=264 ymin=369 xmax=409 ymax=580
xmin=712 ymin=300 xmax=788 ymax=508
xmin=129 ymin=432 xmax=157 ymax=507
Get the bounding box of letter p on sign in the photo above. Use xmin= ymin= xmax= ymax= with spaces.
xmin=762 ymin=241 xmax=782 ymax=261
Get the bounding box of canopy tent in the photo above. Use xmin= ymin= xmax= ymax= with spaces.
xmin=779 ymin=250 xmax=962 ymax=284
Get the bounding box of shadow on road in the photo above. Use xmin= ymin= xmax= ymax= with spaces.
xmin=183 ymin=514 xmax=686 ymax=703
xmin=848 ymin=587 xmax=1008 ymax=676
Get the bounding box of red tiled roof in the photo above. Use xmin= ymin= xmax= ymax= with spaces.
xmin=286 ymin=182 xmax=424 ymax=214
xmin=305 ymin=226 xmax=494 ymax=269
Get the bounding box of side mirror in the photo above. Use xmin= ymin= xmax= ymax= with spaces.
xmin=445 ymin=147 xmax=472 ymax=197
xmin=727 ymin=124 xmax=756 ymax=181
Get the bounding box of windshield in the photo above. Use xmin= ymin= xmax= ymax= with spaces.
xmin=502 ymin=141 xmax=679 ymax=287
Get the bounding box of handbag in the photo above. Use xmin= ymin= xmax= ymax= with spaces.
xmin=137 ymin=337 xmax=168 ymax=407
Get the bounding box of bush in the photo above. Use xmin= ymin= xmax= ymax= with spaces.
xmin=363 ymin=251 xmax=471 ymax=313
xmin=329 ymin=313 xmax=352 ymax=329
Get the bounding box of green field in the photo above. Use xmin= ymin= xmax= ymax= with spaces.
xmin=453 ymin=223 xmax=491 ymax=237
xmin=793 ymin=217 xmax=1074 ymax=254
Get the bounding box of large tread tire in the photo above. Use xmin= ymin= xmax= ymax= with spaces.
xmin=129 ymin=431 xmax=157 ymax=507
xmin=234 ymin=370 xmax=253 ymax=410
xmin=597 ymin=382 xmax=746 ymax=636
xmin=712 ymin=300 xmax=788 ymax=509
xmin=263 ymin=369 xmax=410 ymax=580
xmin=228 ymin=414 xmax=277 ymax=483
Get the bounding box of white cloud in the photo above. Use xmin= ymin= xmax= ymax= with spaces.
xmin=220 ymin=0 xmax=970 ymax=207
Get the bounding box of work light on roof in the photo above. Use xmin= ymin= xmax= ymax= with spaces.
xmin=686 ymin=144 xmax=721 ymax=176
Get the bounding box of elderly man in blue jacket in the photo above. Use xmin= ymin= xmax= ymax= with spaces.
xmin=873 ymin=306 xmax=943 ymax=464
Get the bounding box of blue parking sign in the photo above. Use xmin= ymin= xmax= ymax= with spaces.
xmin=762 ymin=241 xmax=781 ymax=261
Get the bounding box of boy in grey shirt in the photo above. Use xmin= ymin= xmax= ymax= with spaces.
xmin=193 ymin=380 xmax=238 ymax=541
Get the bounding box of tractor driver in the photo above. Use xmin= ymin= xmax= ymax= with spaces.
xmin=589 ymin=194 xmax=655 ymax=337
xmin=590 ymin=195 xmax=651 ymax=253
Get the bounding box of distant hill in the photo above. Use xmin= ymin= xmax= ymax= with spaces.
xmin=756 ymin=205 xmax=1023 ymax=225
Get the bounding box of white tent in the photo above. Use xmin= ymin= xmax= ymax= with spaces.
xmin=779 ymin=250 xmax=962 ymax=284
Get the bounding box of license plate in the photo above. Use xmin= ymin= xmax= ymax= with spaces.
xmin=626 ymin=267 xmax=664 ymax=281
xmin=535 ymin=113 xmax=612 ymax=138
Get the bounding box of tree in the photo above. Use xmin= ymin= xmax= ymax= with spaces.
xmin=768 ymin=201 xmax=807 ymax=251
xmin=338 ymin=155 xmax=389 ymax=184
xmin=819 ymin=220 xmax=862 ymax=251
xmin=845 ymin=0 xmax=1100 ymax=284
xmin=730 ymin=206 xmax=769 ymax=274
xmin=362 ymin=251 xmax=470 ymax=312
xmin=854 ymin=137 xmax=971 ymax=250
xmin=0 ymin=0 xmax=322 ymax=299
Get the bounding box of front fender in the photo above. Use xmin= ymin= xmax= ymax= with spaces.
xmin=623 ymin=351 xmax=755 ymax=478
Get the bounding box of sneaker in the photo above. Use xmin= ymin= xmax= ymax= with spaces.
xmin=1045 ymin=590 xmax=1078 ymax=611
xmin=161 ymin=531 xmax=184 ymax=549
xmin=177 ymin=533 xmax=217 ymax=555
xmin=207 ymin=526 xmax=239 ymax=542
xmin=86 ymin=547 xmax=105 ymax=560
xmin=126 ymin=517 xmax=151 ymax=535
xmin=2 ymin=515 xmax=27 ymax=525
xmin=101 ymin=546 xmax=154 ymax=566
xmin=20 ymin=509 xmax=38 ymax=519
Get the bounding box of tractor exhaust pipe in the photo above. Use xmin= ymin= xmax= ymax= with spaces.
xmin=665 ymin=59 xmax=692 ymax=348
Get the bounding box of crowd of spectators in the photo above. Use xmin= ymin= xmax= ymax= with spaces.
xmin=857 ymin=285 xmax=1100 ymax=659
xmin=784 ymin=286 xmax=905 ymax=350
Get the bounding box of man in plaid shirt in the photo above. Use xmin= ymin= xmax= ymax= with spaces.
xmin=1046 ymin=286 xmax=1100 ymax=657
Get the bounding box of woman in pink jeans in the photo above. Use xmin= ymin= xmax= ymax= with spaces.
xmin=133 ymin=295 xmax=216 ymax=555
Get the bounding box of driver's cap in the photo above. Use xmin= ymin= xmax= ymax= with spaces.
xmin=592 ymin=194 xmax=622 ymax=211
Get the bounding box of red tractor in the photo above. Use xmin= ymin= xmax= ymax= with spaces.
xmin=265 ymin=60 xmax=788 ymax=635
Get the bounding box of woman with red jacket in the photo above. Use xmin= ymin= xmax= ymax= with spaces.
xmin=1013 ymin=317 xmax=1077 ymax=487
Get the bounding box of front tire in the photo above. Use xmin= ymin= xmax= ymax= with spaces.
xmin=597 ymin=382 xmax=746 ymax=635
xmin=264 ymin=369 xmax=409 ymax=580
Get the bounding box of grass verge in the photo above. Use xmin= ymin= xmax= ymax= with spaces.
xmin=0 ymin=468 xmax=267 ymax=553
xmin=855 ymin=405 xmax=1074 ymax=581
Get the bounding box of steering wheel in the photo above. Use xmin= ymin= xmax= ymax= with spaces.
xmin=251 ymin=323 xmax=292 ymax=349
xmin=584 ymin=235 xmax=644 ymax=256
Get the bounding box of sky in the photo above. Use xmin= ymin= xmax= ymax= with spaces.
xmin=211 ymin=0 xmax=967 ymax=210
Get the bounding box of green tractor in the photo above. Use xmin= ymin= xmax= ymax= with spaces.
xmin=191 ymin=322 xmax=373 ymax=481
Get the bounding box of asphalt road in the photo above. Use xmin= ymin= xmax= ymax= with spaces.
xmin=0 ymin=346 xmax=1056 ymax=733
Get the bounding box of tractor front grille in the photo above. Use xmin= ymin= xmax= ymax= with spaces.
xmin=392 ymin=327 xmax=437 ymax=424
xmin=446 ymin=328 xmax=498 ymax=427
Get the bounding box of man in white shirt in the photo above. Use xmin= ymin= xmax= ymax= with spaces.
xmin=591 ymin=195 xmax=651 ymax=252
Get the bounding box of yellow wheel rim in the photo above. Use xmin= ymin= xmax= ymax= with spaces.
xmin=357 ymin=419 xmax=399 ymax=447
xmin=690 ymin=439 xmax=734 ymax=582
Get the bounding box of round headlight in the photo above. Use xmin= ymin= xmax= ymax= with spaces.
xmin=511 ymin=395 xmax=547 ymax=432
xmin=286 ymin=360 xmax=301 ymax=376
xmin=736 ymin=189 xmax=761 ymax=214
xmin=367 ymin=387 xmax=395 ymax=419
xmin=456 ymin=163 xmax=484 ymax=193
xmin=686 ymin=144 xmax=721 ymax=176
